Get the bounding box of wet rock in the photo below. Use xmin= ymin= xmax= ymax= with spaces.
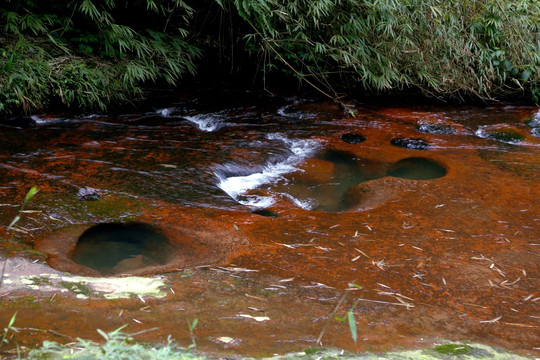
xmin=526 ymin=112 xmax=540 ymax=138
xmin=486 ymin=131 xmax=524 ymax=143
xmin=77 ymin=187 xmax=101 ymax=201
xmin=390 ymin=138 xmax=429 ymax=150
xmin=82 ymin=141 xmax=100 ymax=147
xmin=475 ymin=126 xmax=525 ymax=144
xmin=340 ymin=133 xmax=366 ymax=144
xmin=251 ymin=209 xmax=279 ymax=218
xmin=415 ymin=122 xmax=455 ymax=135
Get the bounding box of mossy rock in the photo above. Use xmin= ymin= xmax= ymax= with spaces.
xmin=432 ymin=344 xmax=473 ymax=355
xmin=485 ymin=130 xmax=524 ymax=143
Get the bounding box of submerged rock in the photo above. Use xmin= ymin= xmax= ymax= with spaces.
xmin=415 ymin=122 xmax=455 ymax=135
xmin=77 ymin=187 xmax=101 ymax=201
xmin=340 ymin=133 xmax=366 ymax=144
xmin=390 ymin=138 xmax=429 ymax=150
xmin=526 ymin=112 xmax=540 ymax=138
xmin=475 ymin=126 xmax=525 ymax=144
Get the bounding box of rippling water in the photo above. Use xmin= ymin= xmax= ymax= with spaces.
xmin=1 ymin=91 xmax=537 ymax=216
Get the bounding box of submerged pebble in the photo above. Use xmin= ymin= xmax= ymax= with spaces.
xmin=340 ymin=133 xmax=366 ymax=144
xmin=416 ymin=122 xmax=455 ymax=135
xmin=475 ymin=126 xmax=525 ymax=144
xmin=390 ymin=138 xmax=429 ymax=150
xmin=77 ymin=187 xmax=101 ymax=201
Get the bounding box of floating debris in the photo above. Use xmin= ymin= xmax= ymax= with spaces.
xmin=237 ymin=314 xmax=270 ymax=322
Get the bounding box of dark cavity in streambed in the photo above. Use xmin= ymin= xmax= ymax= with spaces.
xmin=70 ymin=222 xmax=172 ymax=275
xmin=271 ymin=151 xmax=447 ymax=212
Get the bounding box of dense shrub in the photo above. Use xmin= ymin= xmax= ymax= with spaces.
xmin=0 ymin=0 xmax=200 ymax=113
xmin=231 ymin=0 xmax=539 ymax=101
xmin=1 ymin=0 xmax=539 ymax=114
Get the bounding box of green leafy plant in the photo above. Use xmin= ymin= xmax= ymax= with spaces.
xmin=187 ymin=318 xmax=198 ymax=349
xmin=231 ymin=0 xmax=540 ymax=101
xmin=0 ymin=0 xmax=201 ymax=114
xmin=8 ymin=186 xmax=39 ymax=232
xmin=0 ymin=312 xmax=19 ymax=352
xmin=26 ymin=325 xmax=204 ymax=359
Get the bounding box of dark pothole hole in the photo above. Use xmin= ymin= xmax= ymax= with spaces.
xmin=70 ymin=222 xmax=173 ymax=275
xmin=271 ymin=151 xmax=447 ymax=212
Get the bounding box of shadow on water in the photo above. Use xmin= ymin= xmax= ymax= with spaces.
xmin=387 ymin=157 xmax=447 ymax=180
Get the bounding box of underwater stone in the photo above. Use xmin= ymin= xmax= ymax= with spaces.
xmin=390 ymin=138 xmax=429 ymax=150
xmin=77 ymin=187 xmax=101 ymax=201
xmin=416 ymin=123 xmax=455 ymax=135
xmin=485 ymin=130 xmax=524 ymax=143
xmin=340 ymin=133 xmax=367 ymax=144
xmin=526 ymin=113 xmax=540 ymax=138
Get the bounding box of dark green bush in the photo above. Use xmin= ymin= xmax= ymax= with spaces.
xmin=231 ymin=0 xmax=540 ymax=100
xmin=0 ymin=0 xmax=200 ymax=113
xmin=1 ymin=0 xmax=539 ymax=114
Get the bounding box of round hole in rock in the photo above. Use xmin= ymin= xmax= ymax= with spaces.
xmin=271 ymin=151 xmax=446 ymax=212
xmin=70 ymin=222 xmax=172 ymax=275
xmin=387 ymin=157 xmax=447 ymax=180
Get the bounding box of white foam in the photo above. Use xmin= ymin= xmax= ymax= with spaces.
xmin=215 ymin=134 xmax=320 ymax=208
xmin=279 ymin=193 xmax=316 ymax=210
xmin=157 ymin=107 xmax=174 ymax=117
xmin=277 ymin=104 xmax=317 ymax=120
xmin=31 ymin=115 xmax=63 ymax=125
xmin=184 ymin=114 xmax=225 ymax=132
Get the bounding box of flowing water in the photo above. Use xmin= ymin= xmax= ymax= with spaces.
xmin=0 ymin=90 xmax=539 ymax=357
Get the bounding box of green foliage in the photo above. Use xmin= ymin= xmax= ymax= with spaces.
xmin=25 ymin=326 xmax=205 ymax=359
xmin=231 ymin=0 xmax=540 ymax=101
xmin=0 ymin=0 xmax=201 ymax=114
xmin=1 ymin=0 xmax=539 ymax=113
xmin=8 ymin=186 xmax=39 ymax=232
xmin=432 ymin=343 xmax=473 ymax=355
xmin=60 ymin=281 xmax=92 ymax=297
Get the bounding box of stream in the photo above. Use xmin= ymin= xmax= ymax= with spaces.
xmin=0 ymin=89 xmax=539 ymax=357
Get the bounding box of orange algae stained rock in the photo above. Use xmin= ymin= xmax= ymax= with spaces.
xmin=35 ymin=205 xmax=251 ymax=276
xmin=0 ymin=98 xmax=539 ymax=357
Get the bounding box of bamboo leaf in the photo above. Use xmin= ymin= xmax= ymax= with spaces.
xmin=347 ymin=310 xmax=357 ymax=343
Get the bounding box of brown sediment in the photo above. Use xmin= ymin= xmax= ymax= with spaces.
xmin=0 ymin=98 xmax=539 ymax=358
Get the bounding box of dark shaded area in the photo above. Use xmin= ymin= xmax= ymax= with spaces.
xmin=276 ymin=150 xmax=446 ymax=212
xmin=387 ymin=157 xmax=446 ymax=180
xmin=252 ymin=209 xmax=279 ymax=218
xmin=70 ymin=222 xmax=172 ymax=274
